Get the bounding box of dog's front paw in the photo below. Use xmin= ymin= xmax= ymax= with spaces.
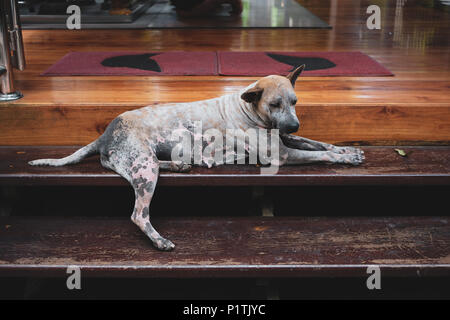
xmin=342 ymin=151 xmax=365 ymax=165
xmin=331 ymin=146 xmax=363 ymax=155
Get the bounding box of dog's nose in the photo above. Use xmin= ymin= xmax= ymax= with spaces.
xmin=285 ymin=121 xmax=300 ymax=133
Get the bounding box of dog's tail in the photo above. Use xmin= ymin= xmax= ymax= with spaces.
xmin=28 ymin=139 xmax=100 ymax=167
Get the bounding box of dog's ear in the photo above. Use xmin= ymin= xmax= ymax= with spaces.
xmin=286 ymin=64 xmax=305 ymax=88
xmin=241 ymin=87 xmax=263 ymax=104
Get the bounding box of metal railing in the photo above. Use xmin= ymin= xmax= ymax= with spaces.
xmin=0 ymin=0 xmax=25 ymax=101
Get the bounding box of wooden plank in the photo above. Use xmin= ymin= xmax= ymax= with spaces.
xmin=1 ymin=103 xmax=449 ymax=146
xmin=0 ymin=216 xmax=448 ymax=278
xmin=0 ymin=146 xmax=449 ymax=186
xmin=5 ymin=78 xmax=450 ymax=107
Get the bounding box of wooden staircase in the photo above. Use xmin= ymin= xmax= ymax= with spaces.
xmin=0 ymin=1 xmax=449 ymax=298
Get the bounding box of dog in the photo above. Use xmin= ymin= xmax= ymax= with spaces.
xmin=29 ymin=65 xmax=364 ymax=251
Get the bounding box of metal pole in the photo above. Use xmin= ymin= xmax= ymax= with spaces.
xmin=0 ymin=0 xmax=24 ymax=101
xmin=8 ymin=0 xmax=26 ymax=71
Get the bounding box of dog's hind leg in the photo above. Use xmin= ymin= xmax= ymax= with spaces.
xmin=101 ymin=147 xmax=175 ymax=251
xmin=131 ymin=155 xmax=175 ymax=251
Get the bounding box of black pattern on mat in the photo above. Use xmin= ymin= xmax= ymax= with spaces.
xmin=101 ymin=53 xmax=162 ymax=72
xmin=266 ymin=53 xmax=336 ymax=71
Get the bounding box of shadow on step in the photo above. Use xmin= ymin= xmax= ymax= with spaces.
xmin=4 ymin=185 xmax=449 ymax=218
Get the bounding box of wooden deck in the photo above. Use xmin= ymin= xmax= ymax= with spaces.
xmin=1 ymin=146 xmax=449 ymax=186
xmin=0 ymin=0 xmax=449 ymax=146
xmin=1 ymin=216 xmax=448 ymax=278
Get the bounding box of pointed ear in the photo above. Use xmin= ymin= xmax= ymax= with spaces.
xmin=286 ymin=64 xmax=305 ymax=87
xmin=241 ymin=87 xmax=264 ymax=104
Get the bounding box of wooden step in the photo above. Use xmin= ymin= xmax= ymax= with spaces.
xmin=1 ymin=146 xmax=449 ymax=186
xmin=1 ymin=216 xmax=448 ymax=278
xmin=2 ymin=100 xmax=449 ymax=146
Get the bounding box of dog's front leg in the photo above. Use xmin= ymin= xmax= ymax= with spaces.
xmin=282 ymin=145 xmax=364 ymax=166
xmin=280 ymin=134 xmax=364 ymax=156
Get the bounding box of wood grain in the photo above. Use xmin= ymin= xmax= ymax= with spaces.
xmin=1 ymin=146 xmax=449 ymax=186
xmin=1 ymin=103 xmax=449 ymax=146
xmin=0 ymin=216 xmax=448 ymax=278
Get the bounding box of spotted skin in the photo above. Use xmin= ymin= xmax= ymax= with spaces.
xmin=28 ymin=66 xmax=364 ymax=251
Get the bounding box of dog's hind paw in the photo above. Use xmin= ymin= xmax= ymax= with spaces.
xmin=161 ymin=161 xmax=192 ymax=173
xmin=177 ymin=163 xmax=192 ymax=173
xmin=154 ymin=238 xmax=175 ymax=251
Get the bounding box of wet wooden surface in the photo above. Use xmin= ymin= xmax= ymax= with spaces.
xmin=0 ymin=216 xmax=448 ymax=278
xmin=0 ymin=146 xmax=449 ymax=186
xmin=0 ymin=1 xmax=449 ymax=145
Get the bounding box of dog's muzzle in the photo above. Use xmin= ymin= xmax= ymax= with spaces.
xmin=273 ymin=121 xmax=300 ymax=134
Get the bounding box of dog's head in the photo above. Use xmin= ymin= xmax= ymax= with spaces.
xmin=241 ymin=65 xmax=304 ymax=134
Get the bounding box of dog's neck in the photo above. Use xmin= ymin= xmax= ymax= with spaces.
xmin=213 ymin=89 xmax=271 ymax=131
xmin=238 ymin=94 xmax=271 ymax=129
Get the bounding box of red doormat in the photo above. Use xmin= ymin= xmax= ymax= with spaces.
xmin=41 ymin=51 xmax=218 ymax=76
xmin=42 ymin=51 xmax=392 ymax=77
xmin=218 ymin=51 xmax=393 ymax=76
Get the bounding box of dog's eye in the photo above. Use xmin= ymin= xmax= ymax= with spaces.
xmin=270 ymin=101 xmax=281 ymax=108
